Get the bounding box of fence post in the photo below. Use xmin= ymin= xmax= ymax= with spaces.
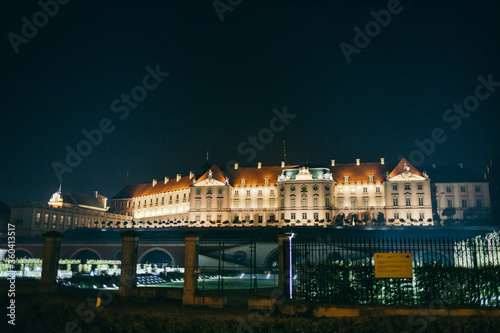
xmin=278 ymin=233 xmax=291 ymax=298
xmin=119 ymin=230 xmax=141 ymax=297
xmin=183 ymin=232 xmax=199 ymax=305
xmin=39 ymin=231 xmax=64 ymax=294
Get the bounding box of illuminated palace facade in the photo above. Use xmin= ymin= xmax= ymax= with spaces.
xmin=108 ymin=158 xmax=491 ymax=227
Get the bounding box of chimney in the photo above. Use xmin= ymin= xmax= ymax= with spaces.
xmin=164 ymin=176 xmax=169 ymax=184
xmin=380 ymin=158 xmax=385 ymax=165
xmin=176 ymin=174 xmax=181 ymax=181
xmin=331 ymin=160 xmax=335 ymax=166
xmin=258 ymin=162 xmax=262 ymax=169
xmin=234 ymin=163 xmax=239 ymax=170
xmin=281 ymin=161 xmax=285 ymax=168
xmin=356 ymin=159 xmax=360 ymax=166
xmin=189 ymin=171 xmax=194 ymax=179
xmin=459 ymin=163 xmax=463 ymax=169
xmin=152 ymin=179 xmax=157 ymax=187
xmin=94 ymin=191 xmax=98 ymax=198
xmin=432 ymin=164 xmax=436 ymax=169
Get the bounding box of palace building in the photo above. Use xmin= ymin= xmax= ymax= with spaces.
xmin=8 ymin=157 xmax=491 ymax=237
xmin=108 ymin=157 xmax=491 ymax=227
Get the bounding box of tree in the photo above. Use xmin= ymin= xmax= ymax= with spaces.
xmin=442 ymin=207 xmax=456 ymax=220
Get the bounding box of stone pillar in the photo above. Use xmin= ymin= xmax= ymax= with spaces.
xmin=39 ymin=231 xmax=64 ymax=294
xmin=182 ymin=232 xmax=199 ymax=305
xmin=278 ymin=233 xmax=292 ymax=299
xmin=119 ymin=230 xmax=140 ymax=297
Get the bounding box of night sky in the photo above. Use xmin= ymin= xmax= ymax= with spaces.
xmin=1 ymin=0 xmax=499 ymax=205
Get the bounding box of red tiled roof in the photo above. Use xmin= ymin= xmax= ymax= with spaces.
xmin=330 ymin=162 xmax=390 ymax=183
xmin=112 ymin=175 xmax=193 ymax=199
xmin=195 ymin=165 xmax=226 ymax=184
xmin=388 ymin=158 xmax=422 ymax=178
xmin=230 ymin=165 xmax=298 ymax=187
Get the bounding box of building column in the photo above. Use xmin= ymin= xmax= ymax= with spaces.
xmin=183 ymin=232 xmax=199 ymax=305
xmin=39 ymin=231 xmax=64 ymax=294
xmin=119 ymin=230 xmax=141 ymax=297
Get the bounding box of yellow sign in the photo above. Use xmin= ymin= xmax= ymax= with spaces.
xmin=374 ymin=253 xmax=413 ymax=278
xmin=96 ymin=297 xmax=101 ymax=307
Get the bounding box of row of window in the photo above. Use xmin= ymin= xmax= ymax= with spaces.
xmin=339 ymin=186 xmax=381 ymax=194
xmin=447 ymin=198 xmax=483 ymax=208
xmin=393 ymin=212 xmax=426 ymax=220
xmin=392 ymin=183 xmax=424 ymax=191
xmin=392 ymin=197 xmax=425 ymax=207
xmin=233 ymin=189 xmax=275 ymax=196
xmin=280 ymin=197 xmax=328 ymax=208
xmin=195 ymin=200 xmax=223 ymax=211
xmin=445 ymin=185 xmax=482 ymax=193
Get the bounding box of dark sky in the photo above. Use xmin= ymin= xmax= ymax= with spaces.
xmin=1 ymin=0 xmax=499 ymax=205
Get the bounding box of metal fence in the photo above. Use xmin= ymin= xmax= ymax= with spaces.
xmin=290 ymin=234 xmax=500 ymax=307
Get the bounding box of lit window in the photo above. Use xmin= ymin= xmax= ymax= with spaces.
xmin=195 ymin=200 xmax=201 ymax=210
xmin=363 ymin=187 xmax=367 ymax=193
xmin=376 ymin=186 xmax=380 ymax=193
xmin=364 ymin=200 xmax=368 ymax=207
xmin=235 ymin=190 xmax=239 ymax=195
xmin=302 ymin=198 xmax=307 ymax=207
xmin=246 ymin=190 xmax=251 ymax=196
xmin=258 ymin=189 xmax=263 ymax=195
xmin=368 ymin=173 xmax=373 ymax=182
xmin=344 ymin=175 xmax=349 ymax=182
xmin=218 ymin=201 xmax=222 ymax=210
